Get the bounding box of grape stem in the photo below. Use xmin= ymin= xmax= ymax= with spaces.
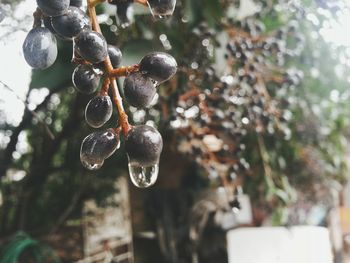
xmin=87 ymin=0 xmax=133 ymax=136
xmin=89 ymin=0 xmax=106 ymax=7
xmin=135 ymin=0 xmax=149 ymax=7
xmin=91 ymin=0 xmax=148 ymax=8
xmin=99 ymin=77 xmax=110 ymax=96
xmin=33 ymin=8 xmax=43 ymax=28
xmin=109 ymin=64 xmax=140 ymax=77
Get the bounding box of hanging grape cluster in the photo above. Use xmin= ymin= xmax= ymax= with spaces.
xmin=22 ymin=0 xmax=177 ymax=188
xmin=166 ymin=5 xmax=306 ymax=205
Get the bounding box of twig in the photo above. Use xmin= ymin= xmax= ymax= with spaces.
xmin=99 ymin=77 xmax=111 ymax=96
xmin=87 ymin=0 xmax=136 ymax=135
xmin=256 ymin=133 xmax=275 ymax=190
xmin=109 ymin=64 xmax=140 ymax=77
xmin=134 ymin=0 xmax=148 ymax=7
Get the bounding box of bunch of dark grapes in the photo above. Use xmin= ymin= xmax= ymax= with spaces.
xmin=170 ymin=15 xmax=305 ymax=194
xmin=22 ymin=0 xmax=177 ymax=188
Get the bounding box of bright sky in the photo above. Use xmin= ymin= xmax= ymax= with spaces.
xmin=0 ymin=0 xmax=36 ymax=125
xmin=319 ymin=7 xmax=350 ymax=47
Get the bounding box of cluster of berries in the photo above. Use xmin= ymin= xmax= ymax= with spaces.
xmin=22 ymin=0 xmax=177 ymax=188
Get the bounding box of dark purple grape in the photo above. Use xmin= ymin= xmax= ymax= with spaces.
xmin=37 ymin=0 xmax=70 ymax=17
xmin=124 ymin=72 xmax=156 ymax=108
xmin=51 ymin=7 xmax=90 ymax=39
xmin=85 ymin=95 xmax=113 ymax=128
xmin=23 ymin=27 xmax=57 ymax=69
xmin=72 ymin=64 xmax=101 ymax=94
xmin=139 ymin=52 xmax=177 ymax=83
xmin=74 ymin=30 xmax=108 ymax=63
xmin=147 ymin=0 xmax=176 ymax=17
xmin=70 ymin=0 xmax=82 ymax=7
xmin=43 ymin=16 xmax=56 ymax=34
xmin=107 ymin=45 xmax=122 ymax=68
xmin=80 ymin=129 xmax=120 ymax=170
xmin=97 ymin=44 xmax=122 ymax=69
xmin=125 ymin=125 xmax=163 ymax=167
xmin=43 ymin=16 xmax=72 ymax=41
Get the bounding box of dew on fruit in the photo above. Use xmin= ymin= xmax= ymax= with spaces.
xmin=128 ymin=160 xmax=159 ymax=188
xmin=81 ymin=158 xmax=104 ymax=170
xmin=146 ymin=0 xmax=175 ymax=18
xmin=150 ymin=13 xmax=170 ymax=20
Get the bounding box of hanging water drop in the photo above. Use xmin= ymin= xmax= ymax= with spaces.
xmin=81 ymin=159 xmax=104 ymax=170
xmin=146 ymin=0 xmax=176 ymax=18
xmin=125 ymin=125 xmax=163 ymax=186
xmin=128 ymin=161 xmax=159 ymax=188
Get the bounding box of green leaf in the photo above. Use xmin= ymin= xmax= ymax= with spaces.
xmin=203 ymin=0 xmax=223 ymax=26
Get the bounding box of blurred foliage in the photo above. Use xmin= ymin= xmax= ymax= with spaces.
xmin=0 ymin=232 xmax=60 ymax=263
xmin=0 ymin=0 xmax=350 ymax=262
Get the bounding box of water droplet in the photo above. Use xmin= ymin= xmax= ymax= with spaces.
xmin=146 ymin=0 xmax=175 ymax=18
xmin=81 ymin=159 xmax=104 ymax=170
xmin=128 ymin=161 xmax=159 ymax=188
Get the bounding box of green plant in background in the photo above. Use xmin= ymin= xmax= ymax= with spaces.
xmin=0 ymin=232 xmax=60 ymax=263
xmin=1 ymin=0 xmax=350 ymax=262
